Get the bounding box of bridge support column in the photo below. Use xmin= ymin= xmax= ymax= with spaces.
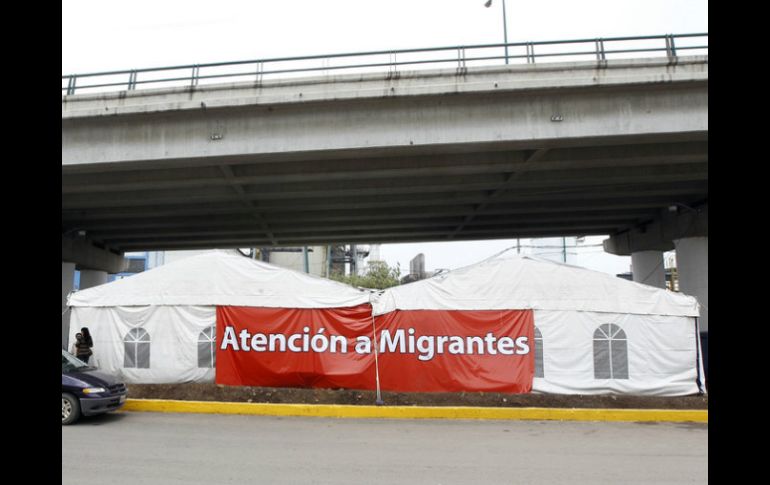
xmin=79 ymin=270 xmax=108 ymax=289
xmin=675 ymin=237 xmax=708 ymax=332
xmin=674 ymin=236 xmax=708 ymax=388
xmin=603 ymin=204 xmax=708 ymax=387
xmin=631 ymin=250 xmax=666 ymax=288
xmin=62 ymin=262 xmax=76 ymax=350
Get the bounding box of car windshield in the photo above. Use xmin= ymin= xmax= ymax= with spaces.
xmin=62 ymin=349 xmax=89 ymax=373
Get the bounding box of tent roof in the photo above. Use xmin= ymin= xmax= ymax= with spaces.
xmin=68 ymin=250 xmax=371 ymax=308
xmin=372 ymin=250 xmax=700 ymax=317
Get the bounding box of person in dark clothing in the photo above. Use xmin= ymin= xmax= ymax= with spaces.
xmin=81 ymin=327 xmax=93 ymax=348
xmin=73 ymin=331 xmax=93 ymax=363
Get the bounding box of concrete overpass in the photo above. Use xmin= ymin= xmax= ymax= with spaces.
xmin=62 ymin=38 xmax=707 ymax=347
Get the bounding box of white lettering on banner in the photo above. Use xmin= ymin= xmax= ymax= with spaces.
xmin=355 ymin=336 xmax=372 ymax=354
xmin=516 ymin=336 xmax=530 ymax=354
xmin=287 ymin=334 xmax=302 ymax=352
xmin=239 ymin=329 xmax=251 ymax=351
xmin=221 ymin=326 xmax=240 ymax=351
xmin=378 ymin=329 xmax=529 ymax=361
xmin=221 ymin=326 xmax=530 ymax=361
xmin=380 ymin=327 xmax=405 ymax=353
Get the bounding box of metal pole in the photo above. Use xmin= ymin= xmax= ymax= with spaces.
xmin=370 ymin=315 xmax=385 ymax=405
xmin=502 ymin=0 xmax=509 ymax=64
xmin=485 ymin=0 xmax=509 ymax=65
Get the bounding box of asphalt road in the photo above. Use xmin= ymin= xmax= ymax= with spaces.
xmin=62 ymin=411 xmax=707 ymax=485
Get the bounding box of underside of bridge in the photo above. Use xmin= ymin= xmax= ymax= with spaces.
xmin=62 ymin=135 xmax=707 ymax=252
xmin=62 ymin=56 xmax=708 ymax=256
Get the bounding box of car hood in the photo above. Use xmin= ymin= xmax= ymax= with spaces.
xmin=63 ymin=368 xmax=124 ymax=388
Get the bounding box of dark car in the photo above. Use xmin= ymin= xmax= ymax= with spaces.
xmin=62 ymin=349 xmax=128 ymax=425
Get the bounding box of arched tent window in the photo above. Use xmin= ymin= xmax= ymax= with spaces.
xmin=593 ymin=324 xmax=628 ymax=379
xmin=198 ymin=326 xmax=216 ymax=368
xmin=534 ymin=327 xmax=544 ymax=378
xmin=124 ymin=328 xmax=151 ymax=369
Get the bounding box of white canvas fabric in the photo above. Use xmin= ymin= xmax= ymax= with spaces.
xmin=68 ymin=250 xmax=371 ymax=309
xmin=532 ymin=310 xmax=702 ymax=396
xmin=371 ymin=250 xmax=705 ymax=396
xmin=69 ymin=305 xmax=217 ymax=383
xmin=66 ymin=250 xmax=371 ymax=384
xmin=372 ymin=252 xmax=699 ymax=317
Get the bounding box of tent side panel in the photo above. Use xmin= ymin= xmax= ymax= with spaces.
xmin=69 ymin=306 xmax=216 ymax=384
xmin=532 ymin=310 xmax=701 ymax=396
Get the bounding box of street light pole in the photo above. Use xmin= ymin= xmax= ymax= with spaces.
xmin=484 ymin=0 xmax=509 ymax=64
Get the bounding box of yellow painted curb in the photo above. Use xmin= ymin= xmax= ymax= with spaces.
xmin=123 ymin=399 xmax=707 ymax=423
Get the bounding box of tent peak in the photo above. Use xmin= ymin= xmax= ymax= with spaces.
xmin=67 ymin=248 xmax=371 ymax=308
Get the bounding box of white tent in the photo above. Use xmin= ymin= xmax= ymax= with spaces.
xmin=67 ymin=250 xmax=371 ymax=384
xmin=372 ymin=250 xmax=706 ymax=396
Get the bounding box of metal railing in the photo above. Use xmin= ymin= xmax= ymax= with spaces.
xmin=62 ymin=33 xmax=707 ymax=96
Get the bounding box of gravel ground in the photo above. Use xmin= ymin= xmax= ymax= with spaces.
xmin=126 ymin=383 xmax=708 ymax=409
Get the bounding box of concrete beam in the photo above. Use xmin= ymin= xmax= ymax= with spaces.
xmin=62 ymin=57 xmax=708 ymax=120
xmin=62 ymin=58 xmax=707 ymax=168
xmin=61 ymin=167 xmax=705 ymax=210
xmin=603 ymin=203 xmax=707 ymax=256
xmin=62 ymin=236 xmax=128 ymax=273
xmin=118 ymin=228 xmax=614 ymax=252
xmin=62 ymin=141 xmax=708 ymax=194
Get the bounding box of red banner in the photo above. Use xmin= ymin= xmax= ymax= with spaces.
xmin=375 ymin=310 xmax=534 ymax=393
xmin=216 ymin=306 xmax=534 ymax=393
xmin=216 ymin=304 xmax=376 ymax=389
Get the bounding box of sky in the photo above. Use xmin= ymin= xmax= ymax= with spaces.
xmin=62 ymin=0 xmax=707 ymax=275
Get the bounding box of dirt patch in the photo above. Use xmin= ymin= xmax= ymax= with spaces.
xmin=127 ymin=384 xmax=708 ymax=409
